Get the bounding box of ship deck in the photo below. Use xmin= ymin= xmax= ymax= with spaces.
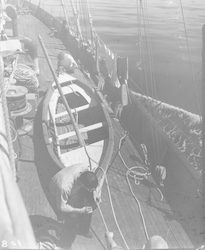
xmin=12 ymin=13 xmax=196 ymax=249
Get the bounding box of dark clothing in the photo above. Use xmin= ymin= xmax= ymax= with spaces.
xmin=49 ymin=164 xmax=89 ymax=213
xmin=22 ymin=37 xmax=38 ymax=59
xmin=64 ymin=187 xmax=97 ymax=234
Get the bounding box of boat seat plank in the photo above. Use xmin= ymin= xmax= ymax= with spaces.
xmin=59 ymin=125 xmax=109 ymax=153
xmin=57 ymin=122 xmax=107 ymax=141
xmin=55 ymin=104 xmax=90 ymax=119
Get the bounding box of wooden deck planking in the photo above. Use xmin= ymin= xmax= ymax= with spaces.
xmin=96 ymin=122 xmax=162 ymax=249
xmin=104 ymin=118 xmax=193 ymax=248
xmin=119 ymin=142 xmax=194 ymax=248
xmin=17 ymin=133 xmax=56 ymax=220
xmin=14 ymin=12 xmax=195 ymax=250
xmin=126 ymin=163 xmax=187 ymax=246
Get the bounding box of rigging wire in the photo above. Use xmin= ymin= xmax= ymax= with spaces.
xmin=143 ymin=0 xmax=164 ymax=164
xmin=60 ymin=0 xmax=69 ymax=25
xmin=79 ymin=0 xmax=88 ymax=40
xmin=179 ymin=0 xmax=201 ymax=118
xmin=136 ymin=0 xmax=159 ymax=167
xmin=86 ymin=0 xmax=94 ymax=44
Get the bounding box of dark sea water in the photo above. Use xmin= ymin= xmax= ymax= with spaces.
xmin=36 ymin=0 xmax=205 ymax=114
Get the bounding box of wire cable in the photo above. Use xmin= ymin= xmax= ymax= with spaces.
xmin=179 ymin=0 xmax=201 ymax=117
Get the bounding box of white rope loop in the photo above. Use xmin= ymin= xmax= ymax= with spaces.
xmin=127 ymin=166 xmax=150 ymax=185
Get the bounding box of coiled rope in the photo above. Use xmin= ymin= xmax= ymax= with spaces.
xmin=0 ymin=56 xmax=16 ymax=179
xmin=5 ymin=63 xmax=39 ymax=93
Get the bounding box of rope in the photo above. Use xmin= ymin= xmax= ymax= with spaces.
xmin=97 ymin=133 xmax=151 ymax=248
xmin=86 ymin=0 xmax=94 ymax=44
xmin=179 ymin=0 xmax=201 ymax=117
xmin=0 ymin=56 xmax=16 ymax=179
xmin=94 ymin=125 xmax=167 ymax=248
xmin=96 ymin=131 xmax=158 ymax=247
xmin=126 ymin=173 xmax=149 ymax=241
xmin=116 ymin=135 xmax=149 ymax=241
xmin=60 ymin=0 xmax=69 ymax=25
xmin=80 ymin=0 xmax=88 ymax=40
xmin=10 ymin=123 xmax=17 ymax=143
xmin=98 ymin=167 xmax=130 ymax=250
xmin=139 ymin=0 xmax=161 ymax=167
xmin=90 ymin=227 xmax=107 ymax=250
xmin=96 ymin=202 xmax=109 ymax=233
xmin=114 ymin=132 xmax=164 ymax=241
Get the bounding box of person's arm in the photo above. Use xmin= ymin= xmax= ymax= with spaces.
xmin=55 ymin=189 xmax=83 ymax=214
xmin=93 ymin=174 xmax=105 ymax=203
xmin=55 ymin=189 xmax=92 ymax=215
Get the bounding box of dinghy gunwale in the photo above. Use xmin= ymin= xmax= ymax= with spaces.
xmin=42 ymin=73 xmax=114 ymax=179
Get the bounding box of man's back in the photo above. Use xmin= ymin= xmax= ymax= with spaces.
xmin=49 ymin=163 xmax=89 ymax=211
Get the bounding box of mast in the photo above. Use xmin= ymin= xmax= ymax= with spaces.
xmin=201 ymin=24 xmax=205 ymax=196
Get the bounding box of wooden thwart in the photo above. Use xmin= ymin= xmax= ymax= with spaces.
xmin=58 ymin=122 xmax=106 ymax=141
xmin=55 ymin=104 xmax=89 ymax=119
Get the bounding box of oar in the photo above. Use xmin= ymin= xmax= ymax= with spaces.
xmin=38 ymin=35 xmax=84 ymax=147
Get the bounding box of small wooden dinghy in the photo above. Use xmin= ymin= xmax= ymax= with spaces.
xmin=42 ymin=72 xmax=114 ymax=172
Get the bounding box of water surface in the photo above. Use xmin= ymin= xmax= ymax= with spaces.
xmin=87 ymin=0 xmax=205 ymax=114
xmin=39 ymin=0 xmax=205 ymax=114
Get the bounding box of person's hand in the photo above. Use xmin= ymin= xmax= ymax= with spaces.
xmin=57 ymin=66 xmax=65 ymax=75
xmin=81 ymin=206 xmax=93 ymax=214
xmin=105 ymin=231 xmax=114 ymax=239
xmin=93 ymin=190 xmax=102 ymax=204
xmin=105 ymin=232 xmax=118 ymax=250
